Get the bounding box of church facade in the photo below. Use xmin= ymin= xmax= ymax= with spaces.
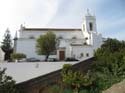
xmin=15 ymin=11 xmax=103 ymax=61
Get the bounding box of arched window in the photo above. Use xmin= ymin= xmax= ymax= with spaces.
xmin=89 ymin=22 xmax=93 ymax=31
xmin=86 ymin=53 xmax=89 ymax=57
xmin=58 ymin=36 xmax=63 ymax=39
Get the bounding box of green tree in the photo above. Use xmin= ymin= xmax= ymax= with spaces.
xmin=62 ymin=64 xmax=94 ymax=93
xmin=0 ymin=68 xmax=17 ymax=93
xmin=101 ymin=38 xmax=125 ymax=53
xmin=36 ymin=31 xmax=59 ymax=61
xmin=93 ymin=38 xmax=125 ymax=91
xmin=1 ymin=29 xmax=13 ymax=61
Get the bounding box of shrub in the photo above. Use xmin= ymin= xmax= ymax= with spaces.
xmin=11 ymin=53 xmax=26 ymax=60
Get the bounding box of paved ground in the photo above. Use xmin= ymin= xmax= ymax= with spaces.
xmin=0 ymin=61 xmax=78 ymax=83
xmin=103 ymin=79 xmax=125 ymax=93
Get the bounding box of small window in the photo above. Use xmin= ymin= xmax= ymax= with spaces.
xmin=85 ymin=37 xmax=88 ymax=40
xmin=84 ymin=42 xmax=87 ymax=45
xmin=72 ymin=36 xmax=77 ymax=39
xmin=86 ymin=53 xmax=89 ymax=57
xmin=29 ymin=36 xmax=34 ymax=39
xmin=58 ymin=36 xmax=63 ymax=39
xmin=80 ymin=53 xmax=84 ymax=57
xmin=89 ymin=22 xmax=93 ymax=31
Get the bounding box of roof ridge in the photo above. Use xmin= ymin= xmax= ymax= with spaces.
xmin=23 ymin=27 xmax=82 ymax=31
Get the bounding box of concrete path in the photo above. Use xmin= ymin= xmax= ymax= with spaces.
xmin=103 ymin=79 xmax=125 ymax=93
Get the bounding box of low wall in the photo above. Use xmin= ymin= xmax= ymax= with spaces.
xmin=16 ymin=58 xmax=95 ymax=93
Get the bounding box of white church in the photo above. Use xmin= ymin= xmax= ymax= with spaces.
xmin=15 ymin=10 xmax=103 ymax=61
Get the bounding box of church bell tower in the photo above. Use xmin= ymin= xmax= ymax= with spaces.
xmin=82 ymin=9 xmax=97 ymax=33
xmin=82 ymin=9 xmax=98 ymax=45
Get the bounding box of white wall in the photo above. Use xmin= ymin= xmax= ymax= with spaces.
xmin=16 ymin=38 xmax=44 ymax=60
xmin=19 ymin=30 xmax=84 ymax=39
xmin=91 ymin=32 xmax=103 ymax=50
xmin=0 ymin=48 xmax=4 ymax=62
xmin=71 ymin=45 xmax=93 ymax=59
xmin=17 ymin=31 xmax=87 ymax=60
xmin=16 ymin=38 xmax=57 ymax=60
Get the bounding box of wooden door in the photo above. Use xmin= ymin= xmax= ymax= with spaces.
xmin=59 ymin=51 xmax=65 ymax=61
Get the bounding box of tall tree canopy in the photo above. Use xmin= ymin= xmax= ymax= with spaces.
xmin=1 ymin=29 xmax=13 ymax=61
xmin=101 ymin=38 xmax=125 ymax=53
xmin=36 ymin=31 xmax=59 ymax=61
xmin=93 ymin=38 xmax=125 ymax=90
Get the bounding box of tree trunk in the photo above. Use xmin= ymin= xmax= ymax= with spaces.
xmin=45 ymin=55 xmax=49 ymax=62
xmin=4 ymin=52 xmax=11 ymax=61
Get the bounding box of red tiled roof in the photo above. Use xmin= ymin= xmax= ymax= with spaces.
xmin=23 ymin=28 xmax=81 ymax=31
xmin=70 ymin=44 xmax=92 ymax=46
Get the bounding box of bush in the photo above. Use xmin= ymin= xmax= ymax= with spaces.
xmin=11 ymin=53 xmax=26 ymax=60
xmin=92 ymin=39 xmax=125 ymax=91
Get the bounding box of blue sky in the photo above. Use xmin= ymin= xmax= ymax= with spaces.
xmin=0 ymin=0 xmax=125 ymax=42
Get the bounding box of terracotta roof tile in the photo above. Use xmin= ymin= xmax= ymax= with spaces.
xmin=23 ymin=28 xmax=81 ymax=31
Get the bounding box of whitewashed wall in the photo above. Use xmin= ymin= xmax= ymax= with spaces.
xmin=92 ymin=32 xmax=103 ymax=50
xmin=19 ymin=30 xmax=84 ymax=39
xmin=16 ymin=38 xmax=57 ymax=60
xmin=0 ymin=48 xmax=4 ymax=62
xmin=71 ymin=45 xmax=93 ymax=59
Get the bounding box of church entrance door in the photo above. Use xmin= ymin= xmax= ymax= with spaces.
xmin=59 ymin=51 xmax=65 ymax=61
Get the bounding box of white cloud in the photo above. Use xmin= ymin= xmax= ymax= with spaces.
xmin=0 ymin=0 xmax=59 ymax=42
xmin=26 ymin=0 xmax=59 ymax=27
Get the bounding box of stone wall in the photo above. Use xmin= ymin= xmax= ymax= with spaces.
xmin=16 ymin=58 xmax=95 ymax=93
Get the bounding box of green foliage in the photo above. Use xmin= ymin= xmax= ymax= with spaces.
xmin=11 ymin=53 xmax=26 ymax=60
xmin=49 ymin=85 xmax=61 ymax=93
xmin=93 ymin=38 xmax=125 ymax=91
xmin=0 ymin=68 xmax=17 ymax=93
xmin=50 ymin=38 xmax=125 ymax=93
xmin=101 ymin=38 xmax=125 ymax=53
xmin=1 ymin=29 xmax=13 ymax=61
xmin=62 ymin=64 xmax=72 ymax=75
xmin=63 ymin=88 xmax=73 ymax=93
xmin=49 ymin=85 xmax=74 ymax=93
xmin=62 ymin=64 xmax=94 ymax=93
xmin=36 ymin=31 xmax=59 ymax=61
